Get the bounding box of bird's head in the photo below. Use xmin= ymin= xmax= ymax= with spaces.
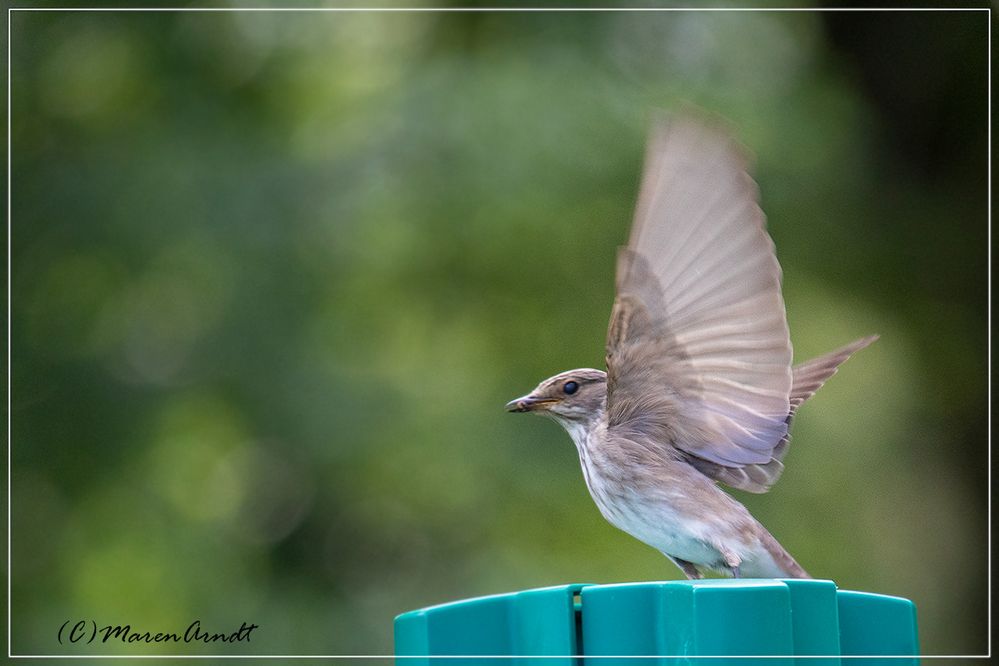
xmin=505 ymin=368 xmax=607 ymax=428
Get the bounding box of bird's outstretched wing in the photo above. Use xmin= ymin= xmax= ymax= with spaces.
xmin=681 ymin=335 xmax=879 ymax=492
xmin=606 ymin=115 xmax=793 ymax=469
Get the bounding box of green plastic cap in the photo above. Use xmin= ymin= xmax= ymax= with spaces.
xmin=394 ymin=579 xmax=919 ymax=666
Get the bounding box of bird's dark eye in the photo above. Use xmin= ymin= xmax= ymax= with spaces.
xmin=563 ymin=381 xmax=579 ymax=395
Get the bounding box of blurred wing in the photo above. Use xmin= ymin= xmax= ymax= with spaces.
xmin=683 ymin=336 xmax=879 ymax=492
xmin=606 ymin=115 xmax=792 ymax=468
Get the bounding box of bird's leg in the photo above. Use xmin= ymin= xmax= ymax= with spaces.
xmin=719 ymin=548 xmax=742 ymax=579
xmin=665 ymin=554 xmax=702 ymax=580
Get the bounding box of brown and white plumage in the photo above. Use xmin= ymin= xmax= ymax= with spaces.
xmin=610 ymin=117 xmax=792 ymax=470
xmin=507 ymin=114 xmax=876 ymax=579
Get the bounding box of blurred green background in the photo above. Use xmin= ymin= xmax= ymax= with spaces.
xmin=6 ymin=5 xmax=988 ymax=658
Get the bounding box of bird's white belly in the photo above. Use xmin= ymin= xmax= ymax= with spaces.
xmin=592 ymin=481 xmax=786 ymax=576
xmin=570 ymin=423 xmax=783 ymax=574
xmin=596 ymin=484 xmax=723 ymax=565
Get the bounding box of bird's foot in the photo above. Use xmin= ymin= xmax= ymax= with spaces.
xmin=718 ymin=546 xmax=742 ymax=578
xmin=666 ymin=555 xmax=703 ymax=580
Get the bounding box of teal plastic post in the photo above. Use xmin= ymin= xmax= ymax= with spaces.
xmin=837 ymin=590 xmax=920 ymax=666
xmin=394 ymin=583 xmax=586 ymax=666
xmin=394 ymin=580 xmax=919 ymax=666
xmin=781 ymin=579 xmax=842 ymax=666
xmin=583 ymin=579 xmax=796 ymax=666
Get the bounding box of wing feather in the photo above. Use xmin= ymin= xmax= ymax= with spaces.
xmin=682 ymin=336 xmax=878 ymax=492
xmin=606 ymin=115 xmax=792 ymax=469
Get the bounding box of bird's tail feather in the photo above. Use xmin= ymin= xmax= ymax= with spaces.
xmin=762 ymin=334 xmax=879 ymax=474
xmin=791 ymin=335 xmax=879 ymax=412
xmin=759 ymin=529 xmax=811 ymax=579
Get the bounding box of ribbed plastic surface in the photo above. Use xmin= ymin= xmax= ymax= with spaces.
xmin=394 ymin=580 xmax=919 ymax=666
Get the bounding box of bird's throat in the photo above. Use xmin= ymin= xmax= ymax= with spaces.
xmin=551 ymin=407 xmax=606 ymax=455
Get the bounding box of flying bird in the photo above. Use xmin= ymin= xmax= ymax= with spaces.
xmin=506 ymin=115 xmax=876 ymax=579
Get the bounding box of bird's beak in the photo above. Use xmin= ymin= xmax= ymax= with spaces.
xmin=505 ymin=394 xmax=555 ymax=413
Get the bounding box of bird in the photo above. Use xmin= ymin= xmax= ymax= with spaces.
xmin=505 ymin=114 xmax=876 ymax=579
